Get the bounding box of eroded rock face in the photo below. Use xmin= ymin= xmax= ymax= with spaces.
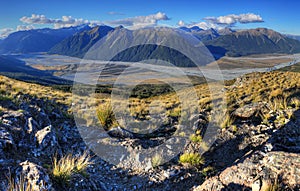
xmin=263 ymin=152 xmax=300 ymax=188
xmin=194 ymin=151 xmax=300 ymax=191
xmin=16 ymin=161 xmax=52 ymax=191
xmin=233 ymin=103 xmax=265 ymax=119
xmin=0 ymin=129 xmax=14 ymax=151
xmin=107 ymin=126 xmax=135 ymax=139
xmin=35 ymin=125 xmax=57 ymax=149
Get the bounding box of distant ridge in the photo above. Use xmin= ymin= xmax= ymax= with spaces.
xmin=0 ymin=25 xmax=91 ymax=54
xmin=49 ymin=25 xmax=115 ymax=57
xmin=1 ymin=25 xmax=300 ymax=62
xmin=205 ymin=28 xmax=300 ymax=57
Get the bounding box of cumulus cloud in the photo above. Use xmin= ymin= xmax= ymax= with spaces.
xmin=20 ymin=14 xmax=102 ymax=29
xmin=179 ymin=13 xmax=264 ymax=30
xmin=0 ymin=25 xmax=36 ymax=39
xmin=177 ymin=20 xmax=185 ymax=27
xmin=16 ymin=25 xmax=35 ymax=31
xmin=191 ymin=22 xmax=220 ymax=30
xmin=108 ymin=12 xmax=170 ymax=29
xmin=204 ymin=13 xmax=263 ymax=26
xmin=0 ymin=28 xmax=14 ymax=38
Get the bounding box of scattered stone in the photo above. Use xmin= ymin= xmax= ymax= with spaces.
xmin=0 ymin=129 xmax=14 ymax=151
xmin=233 ymin=103 xmax=265 ymax=119
xmin=107 ymin=126 xmax=135 ymax=139
xmin=35 ymin=125 xmax=57 ymax=149
xmin=16 ymin=161 xmax=52 ymax=191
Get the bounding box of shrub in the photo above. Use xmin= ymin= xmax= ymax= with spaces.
xmin=52 ymin=152 xmax=93 ymax=183
xmin=269 ymin=89 xmax=283 ymax=99
xmin=220 ymin=114 xmax=235 ymax=129
xmin=151 ymin=154 xmax=163 ymax=168
xmin=201 ymin=166 xmax=215 ymax=177
xmin=179 ymin=153 xmax=204 ymax=166
xmin=7 ymin=174 xmax=34 ymax=191
xmin=168 ymin=107 xmax=181 ymax=118
xmin=291 ymin=98 xmax=300 ymax=108
xmin=261 ymin=179 xmax=282 ymax=191
xmin=190 ymin=134 xmax=203 ymax=143
xmin=96 ymin=102 xmax=117 ymax=130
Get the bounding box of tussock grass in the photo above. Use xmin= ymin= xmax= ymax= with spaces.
xmin=151 ymin=154 xmax=163 ymax=168
xmin=52 ymin=152 xmax=93 ymax=183
xmin=190 ymin=134 xmax=203 ymax=143
xmin=96 ymin=102 xmax=117 ymax=130
xmin=6 ymin=174 xmax=34 ymax=191
xmin=179 ymin=153 xmax=204 ymax=166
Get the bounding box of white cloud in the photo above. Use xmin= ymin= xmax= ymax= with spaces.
xmin=16 ymin=25 xmax=35 ymax=31
xmin=107 ymin=11 xmax=125 ymax=15
xmin=20 ymin=14 xmax=51 ymax=24
xmin=0 ymin=25 xmax=36 ymax=39
xmin=179 ymin=13 xmax=263 ymax=30
xmin=204 ymin=13 xmax=263 ymax=26
xmin=20 ymin=14 xmax=102 ymax=29
xmin=178 ymin=20 xmax=185 ymax=27
xmin=192 ymin=22 xmax=220 ymax=30
xmin=108 ymin=12 xmax=170 ymax=29
xmin=0 ymin=28 xmax=14 ymax=38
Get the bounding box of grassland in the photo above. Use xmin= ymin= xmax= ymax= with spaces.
xmin=1 ymin=63 xmax=299 ymax=132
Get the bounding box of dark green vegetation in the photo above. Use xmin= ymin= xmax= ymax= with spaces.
xmin=279 ymin=62 xmax=300 ymax=72
xmin=111 ymin=44 xmax=196 ymax=67
xmin=130 ymin=83 xmax=176 ymax=99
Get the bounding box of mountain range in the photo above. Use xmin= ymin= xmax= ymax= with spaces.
xmin=1 ymin=25 xmax=300 ymax=62
xmin=0 ymin=25 xmax=91 ymax=54
xmin=48 ymin=25 xmax=115 ymax=57
xmin=205 ymin=28 xmax=300 ymax=57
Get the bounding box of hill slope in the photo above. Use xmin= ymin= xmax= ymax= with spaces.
xmin=0 ymin=55 xmax=72 ymax=85
xmin=0 ymin=26 xmax=90 ymax=54
xmin=206 ymin=28 xmax=300 ymax=57
xmin=49 ymin=25 xmax=115 ymax=57
xmin=50 ymin=27 xmax=214 ymax=67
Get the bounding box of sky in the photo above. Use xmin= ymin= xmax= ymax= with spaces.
xmin=1 ymin=0 xmax=300 ymax=38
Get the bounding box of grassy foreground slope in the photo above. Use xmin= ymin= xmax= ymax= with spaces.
xmin=0 ymin=68 xmax=299 ymax=190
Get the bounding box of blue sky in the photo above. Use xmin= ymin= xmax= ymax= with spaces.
xmin=1 ymin=0 xmax=300 ymax=37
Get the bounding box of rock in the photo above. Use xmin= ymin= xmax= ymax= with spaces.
xmin=16 ymin=161 xmax=52 ymax=191
xmin=251 ymin=179 xmax=261 ymax=191
xmin=192 ymin=118 xmax=208 ymax=137
xmin=107 ymin=126 xmax=135 ymax=139
xmin=194 ymin=151 xmax=300 ymax=191
xmin=0 ymin=129 xmax=14 ymax=151
xmin=1 ymin=110 xmax=26 ymax=128
xmin=262 ymin=151 xmax=300 ymax=188
xmin=193 ymin=177 xmax=225 ymax=191
xmin=35 ymin=125 xmax=57 ymax=149
xmin=26 ymin=117 xmax=39 ymax=134
xmin=26 ymin=105 xmax=51 ymax=128
xmin=233 ymin=103 xmax=265 ymax=119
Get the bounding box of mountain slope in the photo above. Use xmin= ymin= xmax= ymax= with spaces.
xmin=0 ymin=26 xmax=90 ymax=54
xmin=285 ymin=34 xmax=300 ymax=42
xmin=84 ymin=27 xmax=214 ymax=67
xmin=206 ymin=28 xmax=300 ymax=57
xmin=49 ymin=25 xmax=115 ymax=57
xmin=0 ymin=55 xmax=72 ymax=85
